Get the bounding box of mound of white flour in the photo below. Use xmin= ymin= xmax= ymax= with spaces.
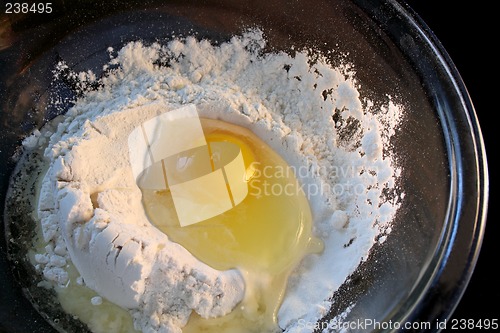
xmin=29 ymin=29 xmax=403 ymax=333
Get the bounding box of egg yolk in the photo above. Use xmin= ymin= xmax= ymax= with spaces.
xmin=141 ymin=118 xmax=322 ymax=332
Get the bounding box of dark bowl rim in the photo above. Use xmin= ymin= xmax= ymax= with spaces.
xmin=378 ymin=0 xmax=489 ymax=328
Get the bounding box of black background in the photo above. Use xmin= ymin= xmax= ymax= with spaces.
xmin=405 ymin=0 xmax=498 ymax=327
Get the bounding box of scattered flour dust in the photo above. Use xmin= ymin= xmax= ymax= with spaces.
xmin=25 ymin=29 xmax=404 ymax=333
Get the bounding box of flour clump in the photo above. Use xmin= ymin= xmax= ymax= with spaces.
xmin=27 ymin=29 xmax=404 ymax=333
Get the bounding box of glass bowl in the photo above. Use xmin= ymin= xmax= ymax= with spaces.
xmin=0 ymin=0 xmax=488 ymax=332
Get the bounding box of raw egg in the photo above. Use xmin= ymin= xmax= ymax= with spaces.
xmin=142 ymin=118 xmax=322 ymax=332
